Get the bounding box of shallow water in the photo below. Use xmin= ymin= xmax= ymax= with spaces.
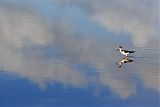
xmin=0 ymin=0 xmax=159 ymax=107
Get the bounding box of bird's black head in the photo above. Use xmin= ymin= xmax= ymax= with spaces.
xmin=117 ymin=45 xmax=122 ymax=51
xmin=119 ymin=45 xmax=122 ymax=48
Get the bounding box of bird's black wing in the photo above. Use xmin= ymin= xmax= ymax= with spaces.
xmin=122 ymin=49 xmax=135 ymax=53
xmin=128 ymin=50 xmax=135 ymax=53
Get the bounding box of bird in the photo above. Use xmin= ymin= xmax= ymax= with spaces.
xmin=116 ymin=57 xmax=134 ymax=68
xmin=117 ymin=46 xmax=135 ymax=57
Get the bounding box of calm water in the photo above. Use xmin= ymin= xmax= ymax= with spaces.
xmin=0 ymin=0 xmax=159 ymax=107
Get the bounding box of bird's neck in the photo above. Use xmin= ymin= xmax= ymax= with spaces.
xmin=119 ymin=48 xmax=122 ymax=51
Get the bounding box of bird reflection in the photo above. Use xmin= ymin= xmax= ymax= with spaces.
xmin=116 ymin=57 xmax=134 ymax=68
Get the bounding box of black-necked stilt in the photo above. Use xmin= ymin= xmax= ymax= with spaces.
xmin=117 ymin=46 xmax=135 ymax=57
xmin=116 ymin=57 xmax=134 ymax=68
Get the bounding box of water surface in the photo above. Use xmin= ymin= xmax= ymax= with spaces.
xmin=0 ymin=0 xmax=159 ymax=107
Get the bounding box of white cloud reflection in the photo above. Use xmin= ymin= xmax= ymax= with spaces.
xmin=0 ymin=6 xmax=87 ymax=88
xmin=0 ymin=0 xmax=159 ymax=99
xmin=56 ymin=0 xmax=159 ymax=47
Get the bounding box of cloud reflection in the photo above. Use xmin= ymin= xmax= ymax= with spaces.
xmin=56 ymin=0 xmax=159 ymax=47
xmin=0 ymin=0 xmax=159 ymax=99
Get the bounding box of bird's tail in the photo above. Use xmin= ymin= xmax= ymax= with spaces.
xmin=129 ymin=51 xmax=136 ymax=53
